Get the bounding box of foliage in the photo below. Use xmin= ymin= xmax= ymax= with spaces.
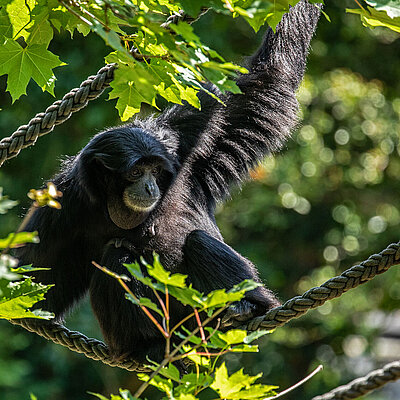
xmin=347 ymin=2 xmax=400 ymax=33
xmin=0 ymin=0 xmax=308 ymax=118
xmin=0 ymin=189 xmax=52 ymax=320
xmin=0 ymin=0 xmax=400 ymax=121
xmin=91 ymin=258 xmax=279 ymax=400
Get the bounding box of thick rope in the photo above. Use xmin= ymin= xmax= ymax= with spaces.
xmin=8 ymin=319 xmax=150 ymax=372
xmin=312 ymin=360 xmax=400 ymax=400
xmin=0 ymin=63 xmax=117 ymax=168
xmin=8 ymin=240 xmax=400 ymax=373
xmin=242 ymin=241 xmax=400 ymax=332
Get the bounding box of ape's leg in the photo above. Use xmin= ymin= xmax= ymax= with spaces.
xmin=183 ymin=230 xmax=280 ymax=328
xmin=90 ymin=243 xmax=165 ymax=363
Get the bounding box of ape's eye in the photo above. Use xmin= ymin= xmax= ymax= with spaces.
xmin=130 ymin=169 xmax=142 ymax=178
xmin=152 ymin=166 xmax=162 ymax=176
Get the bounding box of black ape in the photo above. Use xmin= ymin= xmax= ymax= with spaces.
xmin=16 ymin=1 xmax=320 ymax=362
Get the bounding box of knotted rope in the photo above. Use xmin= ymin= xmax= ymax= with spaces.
xmin=312 ymin=360 xmax=400 ymax=400
xmin=0 ymin=63 xmax=117 ymax=167
xmin=9 ymin=240 xmax=400 ymax=375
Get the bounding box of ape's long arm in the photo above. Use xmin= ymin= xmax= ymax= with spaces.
xmin=179 ymin=1 xmax=320 ymax=200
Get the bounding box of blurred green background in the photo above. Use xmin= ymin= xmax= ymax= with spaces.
xmin=1 ymin=1 xmax=400 ymax=399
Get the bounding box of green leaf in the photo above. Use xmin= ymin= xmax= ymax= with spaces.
xmin=217 ymin=329 xmax=247 ymax=345
xmin=227 ymin=384 xmax=278 ymax=399
xmin=0 ymin=7 xmax=13 ymax=39
xmin=169 ymin=22 xmax=201 ymax=46
xmin=107 ymin=59 xmax=159 ymax=120
xmin=92 ymin=20 xmax=125 ymax=51
xmin=124 ymin=262 xmax=154 ymax=288
xmin=26 ymin=12 xmax=54 ymax=46
xmin=201 ymin=61 xmax=248 ymax=75
xmin=148 ymin=362 xmax=181 ymax=382
xmin=0 ymin=277 xmax=53 ymax=319
xmin=233 ymin=2 xmax=272 ymax=32
xmin=347 ymin=6 xmax=400 ymax=33
xmin=125 ymin=293 xmax=164 ymax=316
xmin=0 ymin=231 xmax=39 ymax=249
xmin=183 ymin=346 xmax=211 ymax=367
xmin=174 ymin=327 xmax=203 ymax=345
xmin=210 ymin=362 xmax=276 ymax=399
xmin=203 ymin=289 xmax=243 ymax=309
xmin=178 ymin=0 xmax=204 ymax=17
xmin=211 ymin=363 xmax=248 ymax=398
xmin=229 ymin=344 xmax=259 ymax=352
xmin=366 ymin=0 xmax=400 ymax=18
xmin=137 ymin=373 xmax=173 ymax=394
xmin=4 ymin=0 xmax=36 ymax=39
xmin=0 ymin=39 xmax=65 ymax=101
xmin=0 ymin=188 xmax=18 ymax=214
xmin=45 ymin=0 xmax=82 ymax=37
xmin=244 ymin=329 xmax=271 ymax=343
xmin=166 ymin=285 xmax=204 ymax=307
xmin=11 ymin=265 xmax=50 ymax=273
xmin=146 ymin=255 xmax=187 ymax=288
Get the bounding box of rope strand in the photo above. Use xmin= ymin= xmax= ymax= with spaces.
xmin=312 ymin=360 xmax=400 ymax=400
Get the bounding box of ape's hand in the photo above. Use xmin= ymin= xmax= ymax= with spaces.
xmin=221 ymin=299 xmax=261 ymax=328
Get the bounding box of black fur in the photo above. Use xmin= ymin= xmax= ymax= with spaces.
xmin=15 ymin=1 xmax=320 ymax=363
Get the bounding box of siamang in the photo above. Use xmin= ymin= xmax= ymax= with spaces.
xmin=16 ymin=1 xmax=320 ymax=363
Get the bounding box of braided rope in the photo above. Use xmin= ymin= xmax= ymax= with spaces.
xmin=9 ymin=319 xmax=150 ymax=372
xmin=312 ymin=360 xmax=400 ymax=400
xmin=0 ymin=63 xmax=117 ymax=168
xmin=8 ymin=240 xmax=400 ymax=373
xmin=241 ymin=241 xmax=400 ymax=332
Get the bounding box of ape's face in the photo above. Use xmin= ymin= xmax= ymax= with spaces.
xmin=122 ymin=161 xmax=163 ymax=212
xmin=76 ymin=126 xmax=177 ymax=230
xmin=106 ymin=158 xmax=168 ymax=230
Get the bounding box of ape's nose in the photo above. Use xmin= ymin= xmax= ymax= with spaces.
xmin=145 ymin=182 xmax=155 ymax=197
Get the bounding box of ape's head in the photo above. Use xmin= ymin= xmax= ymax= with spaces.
xmin=72 ymin=125 xmax=178 ymax=229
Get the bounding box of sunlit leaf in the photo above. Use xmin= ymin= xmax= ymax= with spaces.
xmin=347 ymin=6 xmax=400 ymax=33
xmin=0 ymin=277 xmax=53 ymax=319
xmin=0 ymin=39 xmax=65 ymax=101
xmin=0 ymin=232 xmax=39 ymax=249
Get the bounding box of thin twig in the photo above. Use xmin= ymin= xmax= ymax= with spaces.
xmin=194 ymin=309 xmax=207 ymax=344
xmin=92 ymin=261 xmax=169 ymax=338
xmin=59 ymin=0 xmax=93 ymax=27
xmin=354 ymin=0 xmax=366 ymax=11
xmin=268 ymin=365 xmax=323 ymax=400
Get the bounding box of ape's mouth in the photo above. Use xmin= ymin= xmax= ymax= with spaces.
xmin=123 ymin=191 xmax=159 ymax=212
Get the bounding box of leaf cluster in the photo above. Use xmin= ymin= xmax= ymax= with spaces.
xmin=92 ymin=256 xmax=277 ymax=399
xmin=347 ymin=0 xmax=400 ymax=33
xmin=0 ymin=188 xmax=53 ymax=320
xmin=0 ymin=0 xmax=302 ymax=116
